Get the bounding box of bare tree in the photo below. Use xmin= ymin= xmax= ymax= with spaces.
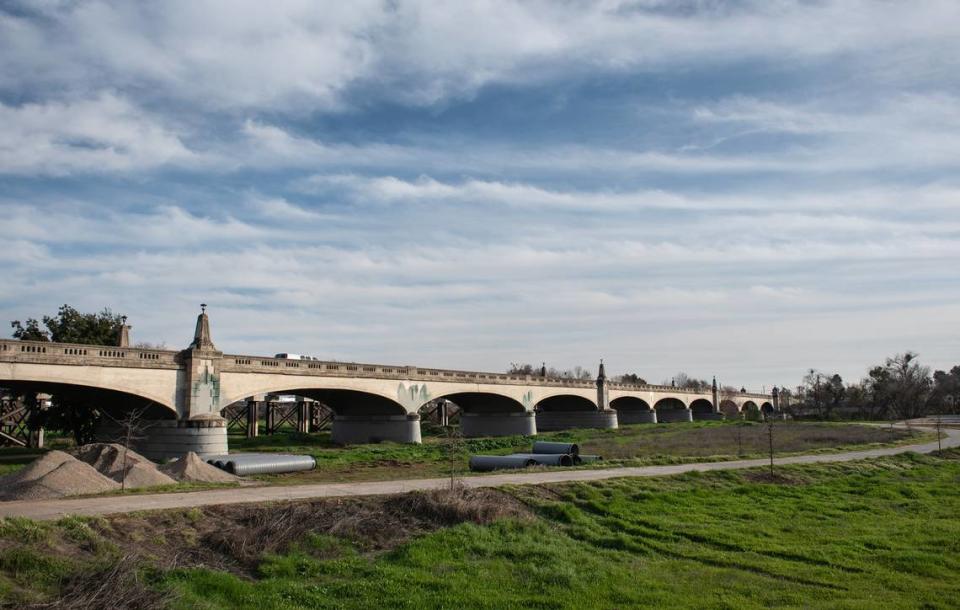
xmin=884 ymin=352 xmax=933 ymax=420
xmin=442 ymin=423 xmax=465 ymax=491
xmin=767 ymin=413 xmax=776 ymax=477
xmin=733 ymin=420 xmax=747 ymax=457
xmin=104 ymin=406 xmax=152 ymax=493
xmin=133 ymin=341 xmax=167 ymax=350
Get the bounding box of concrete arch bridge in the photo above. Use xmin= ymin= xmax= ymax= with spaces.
xmin=0 ymin=311 xmax=775 ymax=459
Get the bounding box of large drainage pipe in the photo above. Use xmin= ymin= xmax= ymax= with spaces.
xmin=531 ymin=441 xmax=579 ymax=456
xmin=469 ymin=455 xmax=538 ymax=472
xmin=205 ymin=453 xmax=316 ymax=475
xmin=574 ymin=454 xmax=603 ymax=465
xmin=508 ymin=453 xmax=574 ymax=467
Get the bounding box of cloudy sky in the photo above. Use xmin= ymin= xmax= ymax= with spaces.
xmin=2 ymin=1 xmax=958 ymax=390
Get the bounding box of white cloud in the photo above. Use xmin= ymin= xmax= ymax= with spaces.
xmin=2 ymin=1 xmax=958 ymax=112
xmin=0 ymin=93 xmax=194 ymax=175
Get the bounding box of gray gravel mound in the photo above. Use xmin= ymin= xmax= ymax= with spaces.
xmin=160 ymin=452 xmax=239 ymax=483
xmin=73 ymin=443 xmax=175 ymax=489
xmin=0 ymin=455 xmax=120 ymax=500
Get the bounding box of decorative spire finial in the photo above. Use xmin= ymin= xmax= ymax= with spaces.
xmin=118 ymin=315 xmax=131 ymax=347
xmin=190 ymin=304 xmax=216 ymax=350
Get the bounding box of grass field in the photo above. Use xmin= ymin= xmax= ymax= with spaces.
xmin=229 ymin=421 xmax=926 ymax=484
xmin=1 ymin=448 xmax=958 ymax=608
xmin=0 ymin=422 xmax=933 ymax=491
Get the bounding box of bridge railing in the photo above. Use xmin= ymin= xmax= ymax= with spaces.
xmin=221 ymin=354 xmax=602 ymax=388
xmin=608 ymin=381 xmax=771 ymax=400
xmin=608 ymin=382 xmax=709 ymax=394
xmin=0 ymin=339 xmax=179 ymax=367
xmin=220 ymin=355 xmax=773 ymax=397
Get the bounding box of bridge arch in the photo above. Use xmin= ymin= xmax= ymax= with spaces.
xmin=439 ymin=392 xmax=535 ymax=438
xmin=431 ymin=392 xmax=525 ymax=414
xmin=761 ymin=402 xmax=775 ymax=418
xmin=218 ymin=375 xmax=413 ymax=415
xmin=689 ymin=398 xmax=716 ymax=421
xmin=0 ymin=364 xmax=178 ymax=418
xmin=610 ymin=396 xmax=652 ymax=411
xmin=611 ymin=396 xmax=656 ymax=425
xmin=743 ymin=400 xmax=761 ymax=421
xmin=535 ymin=393 xmax=616 ymax=431
xmin=2 ymin=381 xmax=176 ymax=421
xmin=653 ymin=397 xmax=693 ymax=423
xmin=218 ymin=378 xmax=416 ymax=445
xmin=535 ymin=394 xmax=598 ymax=412
xmin=719 ymin=400 xmax=741 ymax=419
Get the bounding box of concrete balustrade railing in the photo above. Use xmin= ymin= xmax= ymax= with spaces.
xmin=0 ymin=339 xmax=178 ymax=368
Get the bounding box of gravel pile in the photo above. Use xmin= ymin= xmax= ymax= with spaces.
xmin=0 ymin=450 xmax=120 ymax=500
xmin=160 ymin=452 xmax=239 ymax=483
xmin=73 ymin=443 xmax=176 ymax=489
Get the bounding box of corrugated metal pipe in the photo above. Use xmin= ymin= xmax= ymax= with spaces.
xmin=206 ymin=453 xmax=316 ymax=476
xmin=531 ymin=441 xmax=579 ymax=455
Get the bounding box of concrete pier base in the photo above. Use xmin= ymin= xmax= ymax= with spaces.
xmin=656 ymin=409 xmax=694 ymax=423
xmin=331 ymin=414 xmax=422 ymax=445
xmin=96 ymin=417 xmax=228 ymax=461
xmin=617 ymin=410 xmax=657 ymax=424
xmin=460 ymin=411 xmax=536 ymax=437
xmin=536 ymin=410 xmax=618 ymax=432
xmin=693 ymin=411 xmax=725 ymax=421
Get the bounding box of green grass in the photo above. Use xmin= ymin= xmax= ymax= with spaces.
xmin=0 ymin=422 xmax=933 ymax=494
xmin=2 ymin=450 xmax=960 ymax=608
xmin=228 ymin=421 xmax=928 ymax=484
xmin=163 ymin=451 xmax=960 ymax=609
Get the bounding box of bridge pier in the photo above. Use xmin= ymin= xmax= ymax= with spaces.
xmin=693 ymin=411 xmax=725 ymax=421
xmin=535 ymin=410 xmax=619 ymax=432
xmin=331 ymin=413 xmax=422 ymax=445
xmin=618 ymin=410 xmax=657 ymax=424
xmin=656 ymin=408 xmax=694 ymax=423
xmin=96 ymin=417 xmax=228 ymax=461
xmin=460 ymin=411 xmax=536 ymax=437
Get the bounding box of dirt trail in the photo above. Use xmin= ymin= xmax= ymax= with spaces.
xmin=2 ymin=425 xmax=956 ymax=521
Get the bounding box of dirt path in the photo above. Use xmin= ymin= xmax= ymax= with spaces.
xmin=3 ymin=425 xmax=956 ymax=521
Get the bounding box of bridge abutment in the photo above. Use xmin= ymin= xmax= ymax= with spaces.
xmin=460 ymin=411 xmax=536 ymax=437
xmin=331 ymin=413 xmax=422 ymax=445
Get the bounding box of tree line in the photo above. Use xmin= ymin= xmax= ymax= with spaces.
xmin=781 ymin=352 xmax=958 ymax=420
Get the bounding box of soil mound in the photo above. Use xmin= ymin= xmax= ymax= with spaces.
xmin=121 ymin=461 xmax=177 ymax=488
xmin=160 ymin=452 xmax=239 ymax=484
xmin=2 ymin=450 xmax=76 ymax=485
xmin=74 ymin=443 xmax=152 ymax=475
xmin=0 ymin=457 xmax=120 ymax=500
xmin=73 ymin=443 xmax=176 ymax=489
